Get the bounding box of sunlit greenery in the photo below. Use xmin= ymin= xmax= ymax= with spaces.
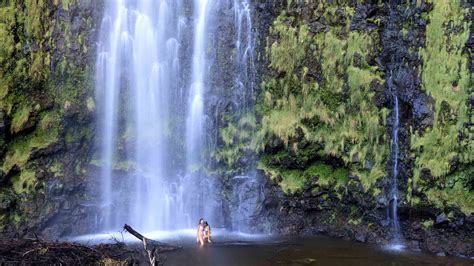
xmin=251 ymin=4 xmax=388 ymax=192
xmin=411 ymin=0 xmax=472 ymax=213
xmin=2 ymin=111 xmax=61 ymax=174
xmin=214 ymin=112 xmax=257 ymax=168
xmin=258 ymin=154 xmax=349 ymax=193
xmin=0 ymin=0 xmax=95 ymax=229
xmin=413 ymin=0 xmax=471 ymax=177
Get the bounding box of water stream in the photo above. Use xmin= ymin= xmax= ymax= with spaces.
xmin=96 ymin=0 xmax=186 ymax=232
xmin=234 ymin=0 xmax=255 ymax=111
xmin=95 ymin=0 xmax=257 ymax=233
xmin=388 ymin=71 xmax=403 ymax=249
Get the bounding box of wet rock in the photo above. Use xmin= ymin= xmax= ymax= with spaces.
xmin=412 ymin=92 xmax=434 ymax=129
xmin=376 ymin=194 xmax=388 ymax=207
xmin=229 ymin=175 xmax=265 ymax=232
xmin=448 ymin=155 xmax=460 ymax=172
xmin=380 ymin=219 xmax=390 ymax=227
xmin=363 ymin=159 xmax=373 ymax=170
xmin=409 ymin=240 xmax=421 ymax=250
xmin=309 ymin=20 xmax=327 ymax=33
xmin=355 ymin=232 xmax=367 ymax=243
xmin=267 ymin=137 xmax=284 ymax=153
xmin=435 ymin=213 xmax=450 ymax=228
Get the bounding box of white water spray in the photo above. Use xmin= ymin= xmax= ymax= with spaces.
xmin=95 ymin=0 xmax=256 ymax=234
xmin=96 ymin=0 xmax=184 ymax=231
xmin=388 ymin=71 xmax=403 ymax=249
xmin=234 ymin=0 xmax=255 ymax=110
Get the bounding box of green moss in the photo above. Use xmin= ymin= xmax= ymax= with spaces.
xmin=253 ymin=5 xmax=388 ymax=192
xmin=221 ymin=124 xmax=238 ymax=146
xmin=348 ymin=218 xmax=362 ymax=225
xmin=0 ymin=0 xmax=95 ymax=231
xmin=61 ymin=0 xmax=71 ymax=11
xmin=334 ymin=168 xmax=349 ymax=184
xmin=10 ymin=103 xmax=32 ymax=134
xmin=279 ymin=168 xmax=306 ymax=193
xmin=413 ymin=0 xmax=471 ymax=182
xmin=410 ymin=0 xmax=472 ymax=215
xmin=2 ymin=139 xmax=31 ymax=173
xmin=2 ymin=111 xmax=61 ymax=173
xmin=214 ymin=112 xmax=257 ymax=168
xmin=12 ymin=169 xmax=36 ymax=194
xmin=422 ymin=219 xmax=434 ymax=229
xmin=425 ymin=169 xmax=474 ymax=215
xmin=258 ymin=157 xmax=350 ymax=193
xmin=257 ymin=156 xmax=303 ymax=193
xmin=86 ymin=96 xmax=95 ymax=112
xmin=49 ymin=161 xmax=63 ymax=178
xmin=90 ymin=159 xmax=101 ymax=167
xmin=305 ymin=162 xmax=331 ymax=185
xmin=269 ymin=16 xmax=309 ymax=74
xmin=113 ymin=160 xmax=135 ymax=171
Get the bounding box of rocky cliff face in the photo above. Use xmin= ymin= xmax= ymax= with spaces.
xmin=0 ymin=0 xmax=472 ymax=258
xmin=214 ymin=0 xmax=473 ymax=257
xmin=0 ymin=0 xmax=101 ymax=238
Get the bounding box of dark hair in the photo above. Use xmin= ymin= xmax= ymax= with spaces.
xmin=204 ymin=221 xmax=208 ymax=226
xmin=199 ymin=218 xmax=204 ymax=223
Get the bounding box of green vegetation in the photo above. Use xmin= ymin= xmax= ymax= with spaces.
xmin=413 ymin=0 xmax=471 ymax=178
xmin=425 ymin=168 xmax=474 ymax=215
xmin=12 ymin=169 xmax=36 ymax=194
xmin=10 ymin=103 xmax=32 ymax=133
xmin=214 ymin=112 xmax=257 ymax=169
xmin=250 ymin=4 xmax=388 ymax=192
xmin=422 ymin=219 xmax=434 ymax=229
xmin=61 ymin=0 xmax=71 ymax=11
xmin=258 ymin=153 xmax=349 ymax=193
xmin=0 ymin=0 xmax=95 ymax=231
xmin=2 ymin=111 xmax=61 ymax=173
xmin=411 ymin=0 xmax=473 ymax=214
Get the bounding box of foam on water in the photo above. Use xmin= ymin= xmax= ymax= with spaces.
xmin=384 ymin=243 xmax=405 ymax=252
xmin=68 ymin=228 xmax=272 ymax=245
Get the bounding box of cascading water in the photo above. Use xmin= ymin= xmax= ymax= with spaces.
xmin=234 ymin=0 xmax=255 ymax=110
xmin=95 ymin=0 xmax=185 ymax=231
xmin=180 ymin=0 xmax=219 ymax=228
xmin=229 ymin=0 xmax=262 ymax=233
xmin=387 ymin=71 xmax=403 ymax=248
xmin=185 ymin=0 xmax=209 ymax=169
xmin=95 ymin=0 xmax=255 ymax=233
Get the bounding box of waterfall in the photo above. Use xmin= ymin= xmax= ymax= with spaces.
xmin=234 ymin=0 xmax=255 ymax=111
xmin=388 ymin=71 xmax=403 ymax=248
xmin=185 ymin=0 xmax=209 ymax=168
xmin=95 ymin=0 xmax=126 ymax=230
xmin=95 ymin=0 xmax=256 ymax=233
xmin=180 ymin=0 xmax=216 ymax=228
xmin=95 ymin=0 xmax=184 ymax=231
xmin=229 ymin=0 xmax=261 ymax=233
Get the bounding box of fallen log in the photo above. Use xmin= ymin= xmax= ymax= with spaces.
xmin=123 ymin=224 xmax=182 ymax=265
xmin=123 ymin=224 xmax=149 ymax=243
xmin=123 ymin=224 xmax=180 ymax=251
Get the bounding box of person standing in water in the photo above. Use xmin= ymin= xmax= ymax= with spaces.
xmin=197 ymin=218 xmax=205 ymax=246
xmin=203 ymin=221 xmax=212 ymax=243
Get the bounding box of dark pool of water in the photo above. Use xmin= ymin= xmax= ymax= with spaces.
xmin=163 ymin=236 xmax=472 ymax=266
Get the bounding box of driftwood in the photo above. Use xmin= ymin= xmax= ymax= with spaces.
xmin=0 ymin=238 xmax=139 ymax=264
xmin=123 ymin=224 xmax=182 ymax=265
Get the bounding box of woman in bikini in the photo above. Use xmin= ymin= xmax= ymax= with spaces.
xmin=203 ymin=221 xmax=212 ymax=243
xmin=196 ymin=218 xmax=205 ymax=246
